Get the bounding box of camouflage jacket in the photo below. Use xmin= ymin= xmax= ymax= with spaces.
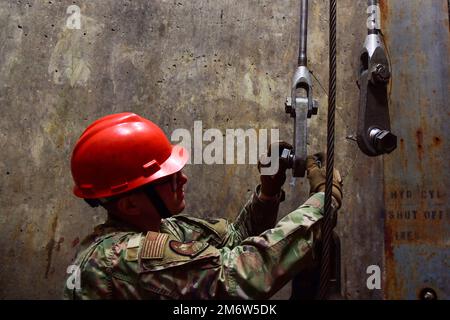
xmin=64 ymin=187 xmax=324 ymax=299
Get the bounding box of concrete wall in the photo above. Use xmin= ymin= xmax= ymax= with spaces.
xmin=0 ymin=0 xmax=446 ymax=300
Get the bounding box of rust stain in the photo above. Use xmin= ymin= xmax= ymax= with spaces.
xmin=379 ymin=0 xmax=390 ymax=24
xmin=399 ymin=138 xmax=407 ymax=167
xmin=44 ymin=214 xmax=58 ymax=279
xmin=432 ymin=136 xmax=442 ymax=148
xmin=383 ymin=221 xmax=398 ymax=296
xmin=56 ymin=237 xmax=64 ymax=252
xmin=384 ymin=222 xmax=394 ymax=260
xmin=443 ymin=0 xmax=450 ymax=30
xmin=379 ymin=0 xmax=390 ymax=50
xmin=416 ymin=129 xmax=424 ymax=160
xmin=44 ymin=239 xmax=55 ymax=279
xmin=72 ymin=237 xmax=80 ymax=248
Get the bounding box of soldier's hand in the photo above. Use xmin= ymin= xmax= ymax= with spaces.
xmin=258 ymin=141 xmax=293 ymax=200
xmin=306 ymin=152 xmax=343 ymax=208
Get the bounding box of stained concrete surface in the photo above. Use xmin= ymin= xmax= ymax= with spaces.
xmin=0 ymin=0 xmax=438 ymax=299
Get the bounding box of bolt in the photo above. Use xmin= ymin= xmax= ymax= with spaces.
xmin=312 ymin=102 xmax=318 ymax=115
xmin=423 ymin=291 xmax=435 ymax=300
xmin=285 ymin=97 xmax=294 ymax=117
xmin=371 ymin=63 xmax=390 ymax=83
xmin=420 ymin=288 xmax=437 ymax=300
xmin=280 ymin=148 xmax=293 ymax=169
xmin=370 ymin=128 xmax=397 ymax=154
xmin=310 ymin=100 xmax=318 ymax=116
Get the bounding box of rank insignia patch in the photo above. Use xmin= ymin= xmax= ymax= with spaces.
xmin=169 ymin=240 xmax=209 ymax=258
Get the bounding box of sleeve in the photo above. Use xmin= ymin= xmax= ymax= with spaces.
xmin=135 ymin=192 xmax=325 ymax=300
xmin=159 ymin=185 xmax=283 ymax=249
xmin=224 ymin=184 xmax=284 ymax=247
xmin=63 ymin=235 xmax=119 ymax=300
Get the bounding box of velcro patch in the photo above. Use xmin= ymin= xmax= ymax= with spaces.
xmin=127 ymin=234 xmax=142 ymax=249
xmin=169 ymin=240 xmax=209 ymax=258
xmin=141 ymin=232 xmax=168 ymax=259
xmin=126 ymin=234 xmax=142 ymax=261
xmin=126 ymin=247 xmax=139 ymax=261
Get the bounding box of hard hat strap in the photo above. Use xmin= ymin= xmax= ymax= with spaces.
xmin=84 ymin=197 xmax=111 ymax=208
xmin=142 ymin=184 xmax=171 ymax=219
xmin=83 ymin=183 xmax=172 ymax=219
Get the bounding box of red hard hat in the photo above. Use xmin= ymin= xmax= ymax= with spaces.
xmin=71 ymin=112 xmax=189 ymax=199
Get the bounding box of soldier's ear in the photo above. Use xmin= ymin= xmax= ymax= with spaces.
xmin=117 ymin=194 xmax=141 ymax=216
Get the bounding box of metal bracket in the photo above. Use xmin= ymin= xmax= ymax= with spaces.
xmin=356 ymin=6 xmax=397 ymax=156
xmin=284 ymin=66 xmax=318 ymax=177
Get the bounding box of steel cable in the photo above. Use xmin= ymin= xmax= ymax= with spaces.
xmin=317 ymin=0 xmax=337 ymax=300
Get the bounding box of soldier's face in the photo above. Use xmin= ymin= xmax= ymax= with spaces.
xmin=113 ymin=171 xmax=188 ymax=231
xmin=153 ymin=170 xmax=188 ymax=215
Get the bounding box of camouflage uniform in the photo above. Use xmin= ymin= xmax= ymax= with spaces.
xmin=64 ymin=187 xmax=324 ymax=299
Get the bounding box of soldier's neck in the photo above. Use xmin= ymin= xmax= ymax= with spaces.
xmin=107 ymin=210 xmax=162 ymax=233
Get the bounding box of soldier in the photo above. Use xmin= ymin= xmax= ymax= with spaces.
xmin=64 ymin=112 xmax=342 ymax=299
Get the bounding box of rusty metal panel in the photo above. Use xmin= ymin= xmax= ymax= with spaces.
xmin=381 ymin=0 xmax=449 ymax=299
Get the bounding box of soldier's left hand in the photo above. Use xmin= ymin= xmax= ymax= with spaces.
xmin=306 ymin=152 xmax=343 ymax=208
xmin=258 ymin=141 xmax=293 ymax=199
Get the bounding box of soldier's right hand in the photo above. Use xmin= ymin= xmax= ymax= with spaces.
xmin=258 ymin=141 xmax=293 ymax=200
xmin=306 ymin=153 xmax=343 ymax=209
